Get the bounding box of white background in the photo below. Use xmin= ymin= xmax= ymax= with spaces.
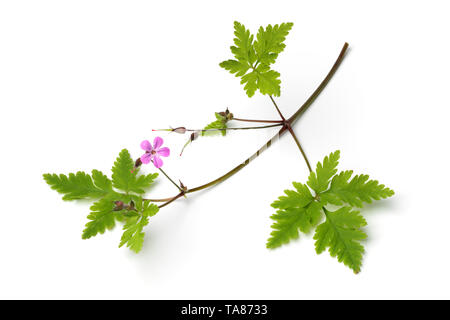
xmin=1 ymin=0 xmax=449 ymax=299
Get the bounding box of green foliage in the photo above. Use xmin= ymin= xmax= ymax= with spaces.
xmin=119 ymin=200 xmax=159 ymax=253
xmin=202 ymin=112 xmax=228 ymax=136
xmin=307 ymin=150 xmax=340 ymax=193
xmin=43 ymin=171 xmax=110 ymax=201
xmin=322 ymin=171 xmax=395 ymax=208
xmin=314 ymin=207 xmax=367 ymax=274
xmin=44 ymin=149 xmax=159 ymax=252
xmin=111 ymin=149 xmax=158 ymax=194
xmin=82 ymin=197 xmax=119 ymax=239
xmin=220 ymin=21 xmax=293 ymax=97
xmin=111 ymin=149 xmax=135 ymax=192
xmin=268 ymin=150 xmax=394 ymax=273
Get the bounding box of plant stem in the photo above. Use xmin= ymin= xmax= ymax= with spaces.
xmin=157 ymin=166 xmax=182 ymax=192
xmin=269 ymin=93 xmax=312 ymax=172
xmin=232 ymin=117 xmax=283 ymax=124
xmin=146 ymin=43 xmax=349 ymax=203
xmin=158 ymin=192 xmax=185 ymax=208
xmin=287 ymin=43 xmax=349 ymax=125
xmin=269 ymin=95 xmax=286 ymax=121
xmin=286 ymin=124 xmax=312 ymax=172
xmin=159 ymin=123 xmax=283 ymax=133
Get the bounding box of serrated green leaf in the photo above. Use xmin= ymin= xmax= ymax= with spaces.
xmin=254 ymin=22 xmax=293 ymax=65
xmin=267 ymin=201 xmax=322 ymax=249
xmin=82 ymin=197 xmax=119 ymax=239
xmin=268 ymin=182 xmax=322 ymax=249
xmin=111 ymin=149 xmax=158 ymax=194
xmin=92 ymin=169 xmax=113 ymax=192
xmin=255 ymin=64 xmax=281 ymax=96
xmin=240 ymin=70 xmax=259 ymax=97
xmin=267 ymin=150 xmax=394 ymax=273
xmin=142 ymin=200 xmax=159 ymax=217
xmin=314 ymin=207 xmax=367 ymax=274
xmin=119 ymin=201 xmax=159 ymax=253
xmin=230 ymin=21 xmax=255 ymax=64
xmin=43 ymin=171 xmax=109 ymax=201
xmin=322 ymin=171 xmax=395 ymax=208
xmin=271 ymin=181 xmax=313 ymax=209
xmin=307 ymin=150 xmax=340 ymax=193
xmin=111 ymin=149 xmax=135 ymax=192
xmin=130 ymin=173 xmax=158 ymax=194
xmin=219 ymin=59 xmax=250 ymax=77
xmin=119 ymin=216 xmax=145 ymax=253
xmin=220 ymin=21 xmax=292 ymax=98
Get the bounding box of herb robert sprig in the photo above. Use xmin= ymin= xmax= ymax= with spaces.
xmin=43 ymin=21 xmax=394 ymax=273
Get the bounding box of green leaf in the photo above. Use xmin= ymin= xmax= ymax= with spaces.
xmin=307 ymin=150 xmax=340 ymax=193
xmin=220 ymin=21 xmax=292 ymax=98
xmin=111 ymin=149 xmax=158 ymax=194
xmin=255 ymin=64 xmax=281 ymax=96
xmin=240 ymin=70 xmax=259 ymax=97
xmin=267 ymin=150 xmax=394 ymax=273
xmin=202 ymin=113 xmax=228 ymax=136
xmin=254 ymin=22 xmax=294 ymax=65
xmin=219 ymin=59 xmax=250 ymax=77
xmin=92 ymin=169 xmax=113 ymax=192
xmin=271 ymin=182 xmax=313 ymax=209
xmin=111 ymin=149 xmax=135 ymax=193
xmin=119 ymin=201 xmax=159 ymax=253
xmin=322 ymin=171 xmax=395 ymax=208
xmin=230 ymin=21 xmax=255 ymax=64
xmin=82 ymin=197 xmax=120 ymax=239
xmin=130 ymin=172 xmax=158 ymax=194
xmin=314 ymin=207 xmax=367 ymax=274
xmin=267 ymin=182 xmax=322 ymax=249
xmin=142 ymin=200 xmax=159 ymax=218
xmin=43 ymin=171 xmax=109 ymax=201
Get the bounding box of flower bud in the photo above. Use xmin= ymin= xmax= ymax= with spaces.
xmin=134 ymin=158 xmax=142 ymax=168
xmin=172 ymin=127 xmax=187 ymax=134
xmin=219 ymin=108 xmax=233 ymax=121
xmin=114 ymin=201 xmax=124 ymax=211
xmin=190 ymin=131 xmax=199 ymax=141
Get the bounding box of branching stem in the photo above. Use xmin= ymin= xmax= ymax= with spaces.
xmin=269 ymin=95 xmax=286 ymax=121
xmin=145 ymin=43 xmax=349 ymax=205
xmin=158 ymin=191 xmax=185 ymax=208
xmin=268 ymin=95 xmax=312 ymax=172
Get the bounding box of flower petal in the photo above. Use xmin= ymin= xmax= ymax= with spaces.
xmin=140 ymin=153 xmax=152 ymax=164
xmin=157 ymin=147 xmax=170 ymax=157
xmin=153 ymin=136 xmax=163 ymax=150
xmin=140 ymin=140 xmax=153 ymax=152
xmin=152 ymin=155 xmax=163 ymax=168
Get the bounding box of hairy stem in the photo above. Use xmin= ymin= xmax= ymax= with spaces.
xmin=146 ymin=43 xmax=349 ymax=203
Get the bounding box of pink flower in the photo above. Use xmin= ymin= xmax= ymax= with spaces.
xmin=140 ymin=137 xmax=170 ymax=168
